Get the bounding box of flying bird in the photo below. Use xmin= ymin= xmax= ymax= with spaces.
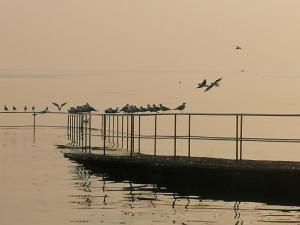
xmin=197 ymin=79 xmax=208 ymax=88
xmin=52 ymin=102 xmax=68 ymax=111
xmin=204 ymin=78 xmax=222 ymax=92
xmin=174 ymin=102 xmax=186 ymax=111
xmin=235 ymin=46 xmax=242 ymax=50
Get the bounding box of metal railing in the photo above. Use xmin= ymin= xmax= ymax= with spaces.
xmin=92 ymin=112 xmax=300 ymax=161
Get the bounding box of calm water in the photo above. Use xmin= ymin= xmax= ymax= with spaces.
xmin=0 ymin=127 xmax=300 ymax=225
xmin=1 ymin=74 xmax=300 ymax=224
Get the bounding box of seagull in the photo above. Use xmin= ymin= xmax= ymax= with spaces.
xmin=197 ymin=79 xmax=208 ymax=88
xmin=159 ymin=104 xmax=171 ymax=111
xmin=24 ymin=106 xmax=27 ymax=111
xmin=13 ymin=106 xmax=16 ymax=111
xmin=77 ymin=103 xmax=97 ymax=113
xmin=139 ymin=106 xmax=148 ymax=112
xmin=174 ymin=102 xmax=186 ymax=111
xmin=147 ymin=104 xmax=155 ymax=112
xmin=32 ymin=106 xmax=35 ymax=111
xmin=204 ymin=78 xmax=222 ymax=92
xmin=120 ymin=104 xmax=129 ymax=112
xmin=68 ymin=107 xmax=79 ymax=114
xmin=39 ymin=106 xmax=48 ymax=114
xmin=152 ymin=104 xmax=161 ymax=112
xmin=235 ymin=46 xmax=242 ymax=50
xmin=52 ymin=102 xmax=67 ymax=111
xmin=211 ymin=77 xmax=222 ymax=86
xmin=4 ymin=105 xmax=8 ymax=111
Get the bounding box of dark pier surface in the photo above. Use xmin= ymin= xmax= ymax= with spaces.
xmin=64 ymin=152 xmax=300 ymax=205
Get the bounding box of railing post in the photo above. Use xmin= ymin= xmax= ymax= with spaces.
xmin=154 ymin=114 xmax=157 ymax=156
xmin=67 ymin=115 xmax=70 ymax=139
xmin=76 ymin=114 xmax=79 ymax=148
xmin=71 ymin=115 xmax=73 ymax=144
xmin=130 ymin=115 xmax=134 ymax=157
xmin=33 ymin=113 xmax=36 ymax=138
xmin=121 ymin=115 xmax=124 ymax=148
xmin=240 ymin=114 xmax=243 ymax=160
xmin=126 ymin=115 xmax=129 ymax=151
xmin=235 ymin=115 xmax=239 ymax=162
xmin=116 ymin=115 xmax=119 ymax=147
xmin=188 ymin=114 xmax=191 ymax=157
xmin=103 ymin=115 xmax=106 ymax=155
xmin=108 ymin=115 xmax=111 ymax=144
xmin=138 ymin=115 xmax=141 ymax=154
xmin=112 ymin=115 xmax=115 ymax=145
xmin=81 ymin=114 xmax=84 ymax=152
xmin=78 ymin=114 xmax=81 ymax=149
xmin=174 ymin=114 xmax=177 ymax=158
xmin=88 ymin=113 xmax=92 ymax=154
xmin=85 ymin=114 xmax=88 ymax=152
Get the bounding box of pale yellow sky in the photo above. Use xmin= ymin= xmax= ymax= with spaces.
xmin=1 ymin=0 xmax=300 ymax=75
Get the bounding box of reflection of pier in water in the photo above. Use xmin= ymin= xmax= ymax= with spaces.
xmin=70 ymin=165 xmax=247 ymax=224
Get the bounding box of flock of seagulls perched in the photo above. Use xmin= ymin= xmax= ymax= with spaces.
xmin=3 ymin=105 xmax=38 ymax=112
xmin=68 ymin=103 xmax=97 ymax=113
xmin=104 ymin=103 xmax=186 ymax=114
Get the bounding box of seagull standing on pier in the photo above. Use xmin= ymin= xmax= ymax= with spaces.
xmin=32 ymin=106 xmax=35 ymax=112
xmin=159 ymin=104 xmax=171 ymax=111
xmin=13 ymin=106 xmax=16 ymax=111
xmin=52 ymin=102 xmax=67 ymax=111
xmin=4 ymin=105 xmax=8 ymax=111
xmin=24 ymin=106 xmax=27 ymax=111
xmin=39 ymin=106 xmax=48 ymax=114
xmin=174 ymin=102 xmax=186 ymax=112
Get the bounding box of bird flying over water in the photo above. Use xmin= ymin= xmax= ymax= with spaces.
xmin=52 ymin=102 xmax=67 ymax=111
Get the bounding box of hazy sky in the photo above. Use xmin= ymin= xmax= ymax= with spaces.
xmin=1 ymin=0 xmax=300 ymax=75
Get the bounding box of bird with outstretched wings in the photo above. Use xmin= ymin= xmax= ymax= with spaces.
xmin=204 ymin=78 xmax=222 ymax=92
xmin=197 ymin=79 xmax=208 ymax=88
xmin=52 ymin=102 xmax=68 ymax=111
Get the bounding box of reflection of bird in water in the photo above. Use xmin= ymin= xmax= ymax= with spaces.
xmin=13 ymin=106 xmax=16 ymax=111
xmin=24 ymin=106 xmax=27 ymax=111
xmin=4 ymin=105 xmax=8 ymax=111
xmin=204 ymin=78 xmax=222 ymax=92
xmin=174 ymin=102 xmax=186 ymax=112
xmin=52 ymin=102 xmax=67 ymax=111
